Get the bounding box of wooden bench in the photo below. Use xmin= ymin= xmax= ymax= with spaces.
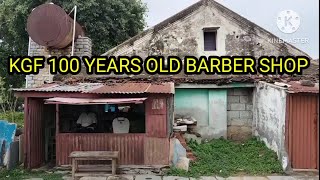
xmin=69 ymin=151 xmax=119 ymax=179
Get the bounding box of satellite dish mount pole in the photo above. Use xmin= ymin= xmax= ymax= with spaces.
xmin=69 ymin=5 xmax=77 ymax=56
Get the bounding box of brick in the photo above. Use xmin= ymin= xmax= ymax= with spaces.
xmin=76 ymin=45 xmax=84 ymax=48
xmin=233 ymin=88 xmax=249 ymax=95
xmin=227 ymin=111 xmax=240 ymax=121
xmin=240 ymin=111 xmax=253 ymax=118
xmin=246 ymin=119 xmax=253 ymax=126
xmin=240 ymin=95 xmax=249 ymax=103
xmin=246 ymin=104 xmax=253 ymax=110
xmin=227 ymin=104 xmax=231 ymax=111
xmin=229 ymin=118 xmax=246 ymax=126
xmin=230 ymin=103 xmax=246 ymax=110
xmin=228 ymin=96 xmax=240 ymax=103
xmin=227 ymin=89 xmax=234 ymax=95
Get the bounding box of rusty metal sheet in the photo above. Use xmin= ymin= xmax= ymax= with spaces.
xmin=45 ymin=97 xmax=147 ymax=105
xmin=286 ymin=94 xmax=319 ymax=169
xmin=146 ymin=115 xmax=167 ymax=138
xmin=14 ymin=82 xmax=174 ymax=94
xmin=145 ymin=96 xmax=168 ymax=138
xmin=91 ymin=82 xmax=174 ymax=94
xmin=56 ymin=134 xmax=145 ymax=165
xmin=14 ymin=83 xmax=103 ymax=93
xmin=144 ymin=137 xmax=169 ymax=165
xmin=287 ymin=81 xmax=319 ymax=94
xmin=25 ymin=98 xmax=45 ymax=169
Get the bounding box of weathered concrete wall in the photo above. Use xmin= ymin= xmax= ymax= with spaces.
xmin=175 ymin=89 xmax=209 ymax=126
xmin=104 ymin=1 xmax=308 ymax=58
xmin=227 ymin=88 xmax=253 ymax=140
xmin=26 ymin=37 xmax=92 ymax=88
xmin=253 ymin=82 xmax=289 ymax=170
xmin=174 ymin=88 xmax=227 ymax=140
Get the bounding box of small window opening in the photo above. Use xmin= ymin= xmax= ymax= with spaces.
xmin=203 ymin=28 xmax=218 ymax=51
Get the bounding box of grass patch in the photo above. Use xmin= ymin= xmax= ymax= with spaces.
xmin=166 ymin=137 xmax=283 ymax=177
xmin=0 ymin=111 xmax=24 ymax=127
xmin=0 ymin=168 xmax=63 ymax=180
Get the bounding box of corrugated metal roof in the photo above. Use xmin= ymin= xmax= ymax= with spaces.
xmin=14 ymin=82 xmax=174 ymax=94
xmin=287 ymin=81 xmax=319 ymax=94
xmin=91 ymin=82 xmax=174 ymax=94
xmin=14 ymin=83 xmax=103 ymax=93
xmin=44 ymin=97 xmax=147 ymax=104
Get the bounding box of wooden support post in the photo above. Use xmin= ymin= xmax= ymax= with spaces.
xmin=72 ymin=158 xmax=76 ymax=180
xmin=112 ymin=158 xmax=116 ymax=175
xmin=55 ymin=104 xmax=60 ymax=168
xmin=55 ymin=104 xmax=59 ymax=135
xmin=23 ymin=97 xmax=29 ymax=168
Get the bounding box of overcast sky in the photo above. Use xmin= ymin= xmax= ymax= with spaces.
xmin=142 ymin=0 xmax=319 ymax=59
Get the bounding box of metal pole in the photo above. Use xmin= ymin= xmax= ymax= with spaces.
xmin=48 ymin=54 xmax=52 ymax=83
xmin=26 ymin=37 xmax=31 ymax=88
xmin=71 ymin=6 xmax=77 ymax=56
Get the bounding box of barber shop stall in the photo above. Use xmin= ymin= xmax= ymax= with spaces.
xmin=14 ymin=82 xmax=174 ymax=169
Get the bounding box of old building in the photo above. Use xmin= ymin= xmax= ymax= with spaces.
xmin=254 ymin=81 xmax=319 ymax=170
xmin=100 ymin=0 xmax=313 ymax=140
xmin=16 ymin=0 xmax=319 ymax=171
xmin=15 ymin=82 xmax=174 ymax=168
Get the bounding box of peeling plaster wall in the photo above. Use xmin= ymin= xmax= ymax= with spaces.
xmin=105 ymin=1 xmax=308 ymax=58
xmin=174 ymin=88 xmax=227 ymax=140
xmin=253 ymin=82 xmax=289 ymax=170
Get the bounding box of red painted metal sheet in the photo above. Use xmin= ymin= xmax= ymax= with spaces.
xmin=23 ymin=98 xmax=29 ymax=168
xmin=146 ymin=115 xmax=167 ymax=138
xmin=91 ymin=82 xmax=174 ymax=94
xmin=14 ymin=83 xmax=103 ymax=93
xmin=45 ymin=97 xmax=147 ymax=105
xmin=144 ymin=137 xmax=170 ymax=165
xmin=145 ymin=96 xmax=168 ymax=138
xmin=146 ymin=96 xmax=167 ymax=115
xmin=14 ymin=82 xmax=174 ymax=94
xmin=286 ymin=94 xmax=319 ymax=169
xmin=287 ymin=81 xmax=319 ymax=94
xmin=25 ymin=98 xmax=45 ymax=168
xmin=56 ymin=133 xmax=145 ymax=165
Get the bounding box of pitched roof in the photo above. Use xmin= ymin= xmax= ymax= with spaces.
xmin=14 ymin=82 xmax=174 ymax=94
xmin=60 ymin=0 xmax=318 ymax=86
xmin=102 ymin=0 xmax=310 ymax=57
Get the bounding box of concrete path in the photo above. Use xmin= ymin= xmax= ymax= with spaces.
xmin=74 ymin=175 xmax=319 ymax=180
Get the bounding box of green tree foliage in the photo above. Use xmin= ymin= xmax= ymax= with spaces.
xmin=0 ymin=0 xmax=147 ymax=87
xmin=0 ymin=46 xmax=25 ymax=88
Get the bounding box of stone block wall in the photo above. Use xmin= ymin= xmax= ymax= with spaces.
xmin=26 ymin=36 xmax=92 ymax=88
xmin=227 ymin=88 xmax=253 ymax=140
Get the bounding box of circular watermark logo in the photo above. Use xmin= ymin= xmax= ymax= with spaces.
xmin=277 ymin=10 xmax=300 ymax=34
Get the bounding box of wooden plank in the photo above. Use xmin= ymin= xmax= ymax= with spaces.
xmin=72 ymin=157 xmax=114 ymax=161
xmin=69 ymin=151 xmax=119 ymax=158
xmin=69 ymin=151 xmax=119 ymax=178
xmin=55 ymin=104 xmax=59 ymax=135
xmin=74 ymin=172 xmax=111 ymax=177
xmin=112 ymin=158 xmax=117 ymax=175
xmin=72 ymin=158 xmax=75 ymax=180
xmin=77 ymin=165 xmax=112 ymax=172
